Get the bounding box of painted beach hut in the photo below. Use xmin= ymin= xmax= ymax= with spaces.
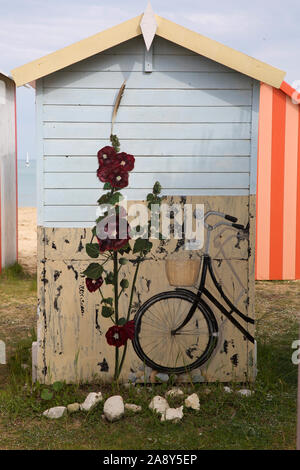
xmin=12 ymin=6 xmax=287 ymax=384
xmin=256 ymin=81 xmax=300 ymax=280
xmin=0 ymin=72 xmax=17 ymax=272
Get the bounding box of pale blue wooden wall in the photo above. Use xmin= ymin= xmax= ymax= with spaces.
xmin=36 ymin=36 xmax=259 ymax=227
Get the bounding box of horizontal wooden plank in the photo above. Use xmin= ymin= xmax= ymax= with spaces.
xmin=43 ymin=71 xmax=253 ymax=90
xmin=43 ymin=88 xmax=253 ymax=106
xmin=43 ymin=106 xmax=252 ymax=123
xmin=67 ymin=54 xmax=230 ymax=73
xmin=43 ymin=122 xmax=251 ymax=140
xmin=44 ymin=156 xmax=250 ymax=173
xmin=44 ymin=188 xmax=250 ymax=206
xmin=44 ymin=172 xmax=249 ymax=189
xmin=100 ymin=36 xmax=197 ymax=56
xmin=43 ymin=139 xmax=251 ymax=156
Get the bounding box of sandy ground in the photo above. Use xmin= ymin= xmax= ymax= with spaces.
xmin=18 ymin=207 xmax=37 ymax=275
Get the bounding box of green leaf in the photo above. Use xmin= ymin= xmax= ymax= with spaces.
xmin=120 ymin=278 xmax=129 ymax=289
xmin=118 ymin=243 xmax=131 ymax=255
xmin=103 ymin=182 xmax=113 ymax=190
xmin=102 ymin=306 xmax=114 ymax=318
xmin=153 ymin=181 xmax=162 ymax=195
xmin=52 ymin=381 xmax=64 ymax=392
xmin=101 ymin=297 xmax=113 ymax=306
xmin=118 ymin=317 xmax=126 ymax=326
xmin=86 ymin=243 xmax=100 ymax=258
xmin=133 ymin=238 xmax=153 ymax=254
xmin=82 ymin=263 xmax=104 ymax=280
xmin=119 ymin=257 xmax=128 ymax=265
xmin=41 ymin=389 xmax=54 ymax=401
xmin=105 ymin=272 xmax=115 ymax=284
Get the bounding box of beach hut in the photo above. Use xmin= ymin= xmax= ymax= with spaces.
xmin=256 ymin=81 xmax=300 ymax=280
xmin=12 ymin=6 xmax=287 ymax=384
xmin=0 ymin=72 xmax=17 ymax=272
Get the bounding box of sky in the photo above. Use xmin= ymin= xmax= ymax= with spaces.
xmin=1 ymin=0 xmax=300 ymax=160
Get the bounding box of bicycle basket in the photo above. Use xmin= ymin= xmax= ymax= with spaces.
xmin=165 ymin=258 xmax=201 ymax=287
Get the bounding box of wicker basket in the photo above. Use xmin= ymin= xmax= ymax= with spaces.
xmin=165 ymin=258 xmax=201 ymax=287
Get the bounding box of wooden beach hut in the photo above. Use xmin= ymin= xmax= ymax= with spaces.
xmin=11 ymin=6 xmax=287 ymax=384
xmin=0 ymin=72 xmax=17 ymax=272
xmin=256 ymin=81 xmax=300 ymax=280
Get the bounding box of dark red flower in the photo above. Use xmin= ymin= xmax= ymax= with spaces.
xmin=97 ymin=146 xmax=118 ymax=168
xmin=96 ymin=166 xmax=112 ymax=183
xmin=105 ymin=325 xmax=128 ymax=347
xmin=123 ymin=320 xmax=135 ymax=340
xmin=85 ymin=277 xmax=103 ymax=292
xmin=107 ymin=168 xmax=129 ymax=189
xmin=115 ymin=152 xmax=135 ymax=172
xmin=96 ymin=212 xmax=131 ymax=253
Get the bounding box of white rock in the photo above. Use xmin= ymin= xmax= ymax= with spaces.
xmin=237 ymin=389 xmax=254 ymax=397
xmin=149 ymin=396 xmax=169 ymax=416
xmin=67 ymin=403 xmax=80 ymax=414
xmin=224 ymin=386 xmax=232 ymax=394
xmin=103 ymin=395 xmax=124 ymax=422
xmin=184 ymin=393 xmax=200 ymax=410
xmin=165 ymin=388 xmax=184 ymax=398
xmin=43 ymin=406 xmax=67 ymax=419
xmin=162 ymin=406 xmax=184 ymax=422
xmin=80 ymin=392 xmax=103 ymax=412
xmin=125 ymin=403 xmax=142 ymax=413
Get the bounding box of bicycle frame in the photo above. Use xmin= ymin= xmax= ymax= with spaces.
xmin=171 ymin=211 xmax=255 ymax=344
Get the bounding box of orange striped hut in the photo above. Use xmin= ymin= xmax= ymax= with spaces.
xmin=256 ymin=81 xmax=300 ymax=280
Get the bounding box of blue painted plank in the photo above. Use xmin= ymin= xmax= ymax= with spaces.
xmin=43 ymin=105 xmax=252 ymax=123
xmin=43 ymin=139 xmax=251 ymax=156
xmin=43 ymin=88 xmax=253 ymax=106
xmin=44 ymin=172 xmax=249 ymax=190
xmin=44 ymin=156 xmax=250 ymax=173
xmin=43 ymin=122 xmax=251 ymax=140
xmin=67 ymin=54 xmax=230 ymax=73
xmin=43 ymin=71 xmax=252 ymax=90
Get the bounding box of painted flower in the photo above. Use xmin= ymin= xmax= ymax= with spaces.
xmin=85 ymin=277 xmax=103 ymax=292
xmin=96 ymin=166 xmax=112 ymax=183
xmin=97 ymin=146 xmax=118 ymax=168
xmin=115 ymin=152 xmax=135 ymax=172
xmin=105 ymin=325 xmax=128 ymax=347
xmin=97 ymin=214 xmax=130 ymax=253
xmin=107 ymin=167 xmax=129 ymax=189
xmin=123 ymin=320 xmax=135 ymax=340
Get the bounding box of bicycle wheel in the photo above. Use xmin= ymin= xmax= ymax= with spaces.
xmin=133 ymin=290 xmax=218 ymax=374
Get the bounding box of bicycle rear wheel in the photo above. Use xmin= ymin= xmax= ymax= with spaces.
xmin=133 ymin=290 xmax=218 ymax=374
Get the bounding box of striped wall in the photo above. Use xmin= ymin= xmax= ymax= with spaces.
xmin=37 ymin=36 xmax=258 ymax=227
xmin=256 ymin=83 xmax=300 ymax=280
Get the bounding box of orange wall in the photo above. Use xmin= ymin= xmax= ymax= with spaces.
xmin=256 ymin=83 xmax=300 ymax=280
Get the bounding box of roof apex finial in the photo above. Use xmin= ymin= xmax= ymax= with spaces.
xmin=140 ymin=2 xmax=157 ymax=51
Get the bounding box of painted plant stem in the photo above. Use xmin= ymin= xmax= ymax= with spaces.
xmin=113 ymin=250 xmax=119 ymax=381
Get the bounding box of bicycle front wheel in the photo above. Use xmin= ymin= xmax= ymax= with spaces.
xmin=133 ymin=290 xmax=218 ymax=375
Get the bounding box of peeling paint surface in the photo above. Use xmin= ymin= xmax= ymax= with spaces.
xmin=36 ymin=196 xmax=256 ymax=383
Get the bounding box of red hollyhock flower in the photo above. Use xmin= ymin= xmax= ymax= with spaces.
xmin=85 ymin=277 xmax=103 ymax=292
xmin=115 ymin=152 xmax=135 ymax=172
xmin=97 ymin=212 xmax=131 ymax=253
xmin=97 ymin=146 xmax=118 ymax=168
xmin=123 ymin=320 xmax=135 ymax=340
xmin=96 ymin=166 xmax=111 ymax=183
xmin=107 ymin=168 xmax=129 ymax=189
xmin=105 ymin=325 xmax=128 ymax=347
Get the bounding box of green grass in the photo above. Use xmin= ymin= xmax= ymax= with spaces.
xmin=0 ymin=276 xmax=299 ymax=450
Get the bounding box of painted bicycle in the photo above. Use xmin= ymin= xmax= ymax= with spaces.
xmin=132 ymin=211 xmax=255 ymax=374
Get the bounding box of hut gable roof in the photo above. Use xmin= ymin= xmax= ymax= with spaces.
xmin=11 ymin=12 xmax=286 ymax=88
